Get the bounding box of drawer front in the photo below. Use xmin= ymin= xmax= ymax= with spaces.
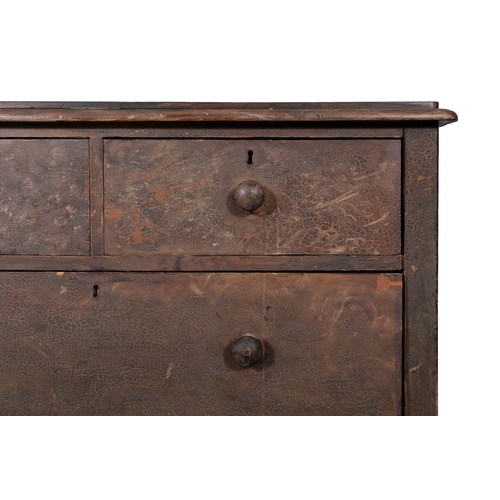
xmin=0 ymin=139 xmax=90 ymax=255
xmin=0 ymin=272 xmax=402 ymax=415
xmin=104 ymin=139 xmax=401 ymax=256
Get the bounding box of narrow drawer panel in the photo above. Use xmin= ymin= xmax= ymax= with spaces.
xmin=104 ymin=139 xmax=401 ymax=255
xmin=0 ymin=272 xmax=402 ymax=416
xmin=0 ymin=139 xmax=90 ymax=255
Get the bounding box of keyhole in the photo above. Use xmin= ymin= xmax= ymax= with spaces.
xmin=92 ymin=285 xmax=99 ymax=298
xmin=246 ymin=150 xmax=253 ymax=165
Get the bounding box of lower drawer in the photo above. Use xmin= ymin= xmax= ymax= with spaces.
xmin=0 ymin=272 xmax=402 ymax=415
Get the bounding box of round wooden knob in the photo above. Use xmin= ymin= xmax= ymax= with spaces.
xmin=233 ymin=180 xmax=265 ymax=212
xmin=230 ymin=334 xmax=265 ymax=368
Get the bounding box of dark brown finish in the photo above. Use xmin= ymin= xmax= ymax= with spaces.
xmin=0 ymin=105 xmax=457 ymax=126
xmin=233 ymin=180 xmax=266 ymax=213
xmin=0 ymin=102 xmax=457 ymax=416
xmin=403 ymin=127 xmax=439 ymax=416
xmin=0 ymin=101 xmax=440 ymax=109
xmin=0 ymin=272 xmax=402 ymax=416
xmin=104 ymin=139 xmax=401 ymax=256
xmin=0 ymin=139 xmax=90 ymax=255
xmin=89 ymin=138 xmax=104 ymax=255
xmin=0 ymin=126 xmax=404 ymax=139
xmin=0 ymin=254 xmax=403 ymax=272
xmin=230 ymin=334 xmax=265 ymax=368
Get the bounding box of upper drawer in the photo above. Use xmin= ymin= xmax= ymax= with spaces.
xmin=104 ymin=139 xmax=401 ymax=256
xmin=0 ymin=139 xmax=90 ymax=255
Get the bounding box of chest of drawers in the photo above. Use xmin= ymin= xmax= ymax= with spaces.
xmin=0 ymin=102 xmax=457 ymax=415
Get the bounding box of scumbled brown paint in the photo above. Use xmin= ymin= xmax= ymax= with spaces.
xmin=0 ymin=254 xmax=403 ymax=272
xmin=0 ymin=139 xmax=90 ymax=255
xmin=0 ymin=102 xmax=457 ymax=416
xmin=0 ymin=102 xmax=457 ymax=126
xmin=0 ymin=272 xmax=402 ymax=416
xmin=104 ymin=139 xmax=401 ymax=256
xmin=403 ymin=127 xmax=439 ymax=416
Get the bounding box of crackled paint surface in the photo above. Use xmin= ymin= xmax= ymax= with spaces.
xmin=403 ymin=127 xmax=439 ymax=415
xmin=0 ymin=272 xmax=402 ymax=415
xmin=104 ymin=139 xmax=401 ymax=255
xmin=0 ymin=139 xmax=90 ymax=255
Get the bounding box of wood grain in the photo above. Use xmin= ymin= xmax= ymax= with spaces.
xmin=0 ymin=106 xmax=458 ymax=126
xmin=0 ymin=101 xmax=439 ymax=109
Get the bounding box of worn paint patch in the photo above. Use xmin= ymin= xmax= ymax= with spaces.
xmin=376 ymin=274 xmax=402 ymax=292
xmin=127 ymin=171 xmax=141 ymax=182
xmin=106 ymin=206 xmax=124 ymax=222
xmin=162 ymin=362 xmax=174 ymax=385
xmin=131 ymin=227 xmax=144 ymax=244
xmin=149 ymin=185 xmax=173 ymax=204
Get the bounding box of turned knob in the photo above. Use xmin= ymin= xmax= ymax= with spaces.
xmin=230 ymin=334 xmax=265 ymax=368
xmin=233 ymin=180 xmax=265 ymax=212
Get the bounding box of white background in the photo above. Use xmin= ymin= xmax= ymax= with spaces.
xmin=1 ymin=1 xmax=498 ymax=499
